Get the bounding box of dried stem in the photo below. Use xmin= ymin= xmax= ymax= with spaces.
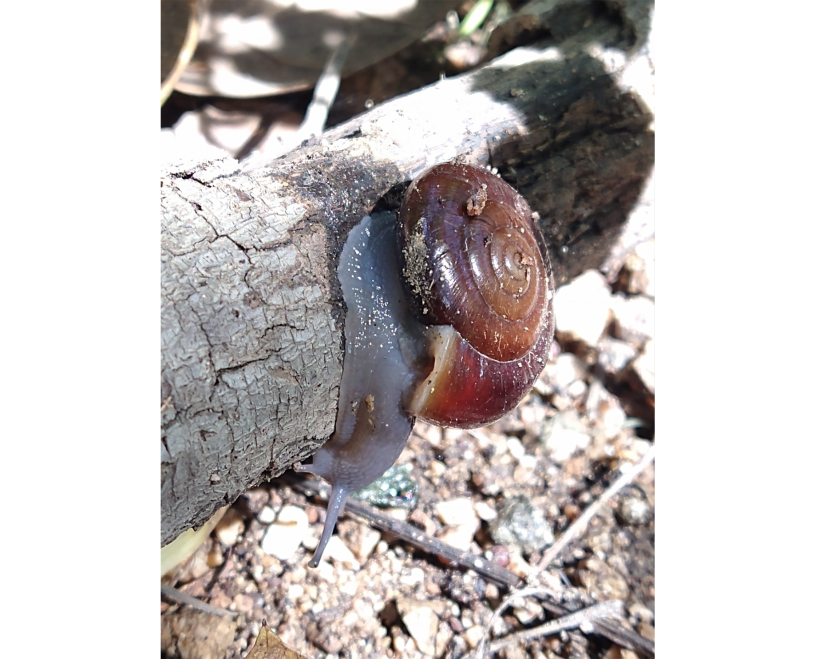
xmin=160 ymin=583 xmax=236 ymax=618
xmin=297 ymin=32 xmax=355 ymax=140
xmin=474 ymin=596 xmax=625 ymax=659
xmin=539 ymin=443 xmax=655 ymax=571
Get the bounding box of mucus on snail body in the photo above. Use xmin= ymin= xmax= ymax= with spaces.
xmin=297 ymin=163 xmax=555 ymax=567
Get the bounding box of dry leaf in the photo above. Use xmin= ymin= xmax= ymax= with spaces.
xmin=245 ymin=620 xmax=311 ymax=659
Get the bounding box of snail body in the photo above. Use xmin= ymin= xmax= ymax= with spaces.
xmin=298 ymin=163 xmax=555 ymax=567
xmin=297 ymin=213 xmax=419 ymax=567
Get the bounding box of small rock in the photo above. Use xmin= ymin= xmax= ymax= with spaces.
xmin=489 ymin=544 xmax=510 ymax=567
xmin=503 ymin=645 xmax=527 ymax=659
xmin=506 ymin=437 xmax=526 ymax=460
xmin=260 ymin=505 xmax=308 ymax=561
xmin=596 ymin=336 xmax=638 ymax=374
xmin=386 ymin=507 xmax=409 ymax=521
xmin=439 ymin=526 xmax=478 ymax=552
xmin=610 ymin=294 xmax=654 ymax=347
xmin=417 ymin=422 xmax=444 ymax=448
xmin=186 ymin=546 xmax=211 ymax=580
xmin=435 ymin=620 xmax=454 ymax=657
xmin=256 ymin=505 xmax=276 ymax=524
xmin=240 ymin=488 xmax=270 ymax=516
xmin=232 ymin=593 xmax=255 ymax=614
xmin=301 ymin=530 xmax=318 ymax=550
xmin=340 ymin=579 xmax=358 ymax=597
xmin=401 ymin=566 xmax=426 ymax=587
xmin=585 ymin=380 xmax=627 ymax=438
xmin=322 ymin=535 xmax=360 ymax=569
xmin=568 ymin=379 xmax=587 ymax=399
xmin=533 ymin=374 xmax=555 ymax=396
xmin=549 ymin=354 xmax=589 ymax=395
xmin=393 ymin=631 xmax=407 ymax=653
xmin=638 ymin=621 xmax=656 ymax=642
xmin=346 ymin=524 xmax=382 ymax=563
xmin=553 ymin=269 xmax=612 ymax=345
xmin=441 ymin=570 xmax=487 ymax=606
xmin=215 ymin=508 xmax=244 ymax=547
xmin=398 ymin=600 xmax=440 ymax=657
xmin=353 ymin=464 xmax=418 ymax=508
xmin=463 ymin=624 xmax=484 ymax=649
xmin=617 ymin=488 xmax=653 ymax=526
xmin=354 ymin=597 xmax=375 ymax=619
xmin=620 ymin=239 xmax=655 ymax=297
xmin=474 ymin=501 xmax=497 ymax=522
xmin=342 ymin=611 xmax=360 ymax=630
xmin=518 ymin=404 xmax=549 ymax=444
xmin=435 ymin=498 xmax=478 ymax=526
xmin=490 ymin=495 xmax=554 ymax=554
xmin=445 ymin=40 xmax=484 ymax=70
xmin=629 ymin=601 xmax=655 ymax=624
xmin=484 ymin=583 xmax=500 ymax=600
xmin=260 ymin=554 xmax=283 ymax=576
xmin=435 ymin=498 xmax=480 ymax=551
xmin=578 ymin=557 xmax=630 ymax=600
xmin=207 ymin=543 xmax=224 ymax=569
xmin=507 ymin=548 xmax=535 ymax=579
xmin=541 ymin=409 xmax=592 ymax=462
xmin=514 ymin=599 xmax=543 ymax=624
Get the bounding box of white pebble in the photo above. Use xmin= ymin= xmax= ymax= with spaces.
xmin=256 ymin=505 xmax=276 ymax=524
xmin=398 ymin=601 xmax=440 ymax=657
xmin=553 ymin=269 xmax=612 ymax=345
xmin=322 ymin=535 xmax=361 ymax=570
xmin=260 ymin=505 xmax=308 ymax=561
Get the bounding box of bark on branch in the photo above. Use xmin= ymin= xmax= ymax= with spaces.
xmin=161 ymin=30 xmax=654 ymax=545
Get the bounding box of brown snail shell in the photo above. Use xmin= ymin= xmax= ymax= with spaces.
xmin=398 ymin=162 xmax=555 ymax=427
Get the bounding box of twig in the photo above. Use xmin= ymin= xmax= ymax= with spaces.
xmin=466 ymin=588 xmax=653 ymax=659
xmin=535 ymin=598 xmax=655 ymax=658
xmin=240 ymin=32 xmax=355 ymax=167
xmin=160 ymin=583 xmax=236 ymax=618
xmin=474 ymin=586 xmax=559 ymax=659
xmin=287 ymin=475 xmax=522 ymax=590
xmin=474 ymin=598 xmax=625 ymax=658
xmin=465 ymin=428 xmax=493 ymax=446
xmin=297 ymin=32 xmax=355 ymax=140
xmin=205 ymin=544 xmax=233 ymax=594
xmin=539 ymin=443 xmax=655 ymax=571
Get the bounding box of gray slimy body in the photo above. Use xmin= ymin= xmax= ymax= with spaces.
xmin=297 ymin=213 xmax=420 ymax=567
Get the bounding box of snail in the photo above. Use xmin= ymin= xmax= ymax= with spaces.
xmin=297 ymin=162 xmax=555 ymax=567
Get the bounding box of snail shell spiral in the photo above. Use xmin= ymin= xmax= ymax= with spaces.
xmin=398 ymin=162 xmax=555 ymax=427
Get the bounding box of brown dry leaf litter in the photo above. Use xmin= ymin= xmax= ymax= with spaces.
xmin=246 ymin=620 xmax=313 ymax=659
